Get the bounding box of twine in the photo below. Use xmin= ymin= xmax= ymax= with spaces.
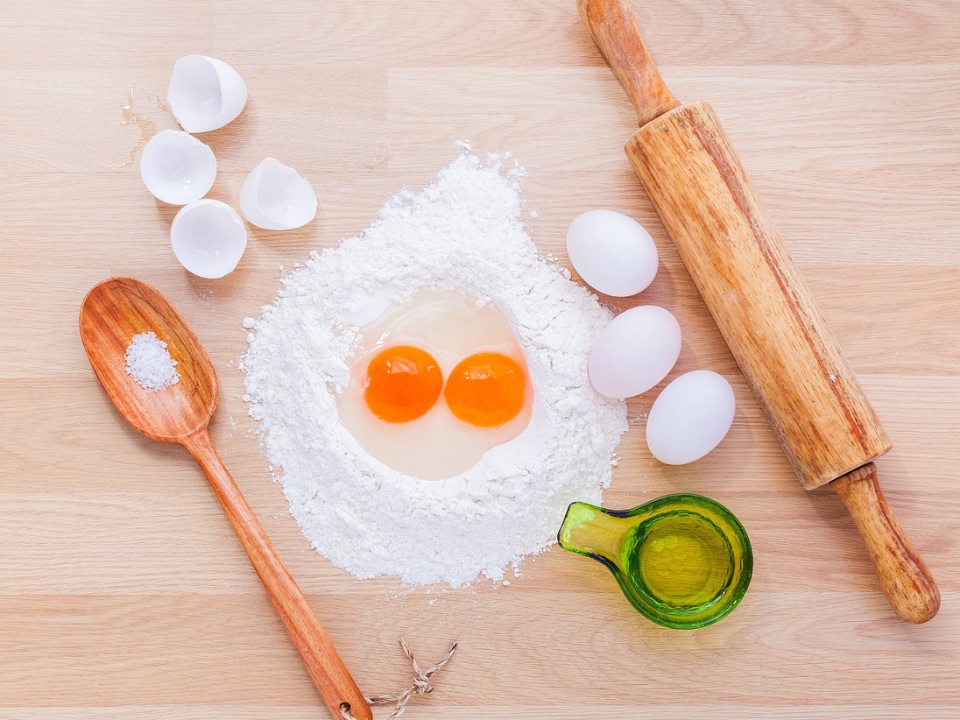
xmin=340 ymin=638 xmax=459 ymax=720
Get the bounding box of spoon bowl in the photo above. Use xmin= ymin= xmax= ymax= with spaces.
xmin=78 ymin=277 xmax=371 ymax=720
xmin=79 ymin=277 xmax=217 ymax=441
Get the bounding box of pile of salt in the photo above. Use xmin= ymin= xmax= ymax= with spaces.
xmin=124 ymin=332 xmax=180 ymax=391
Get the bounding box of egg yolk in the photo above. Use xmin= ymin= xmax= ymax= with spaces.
xmin=364 ymin=345 xmax=443 ymax=423
xmin=444 ymin=352 xmax=526 ymax=427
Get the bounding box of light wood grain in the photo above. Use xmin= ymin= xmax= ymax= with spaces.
xmin=1 ymin=0 xmax=959 ymax=717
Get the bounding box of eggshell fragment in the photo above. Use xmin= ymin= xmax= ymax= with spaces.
xmin=170 ymin=199 xmax=248 ymax=279
xmin=239 ymin=157 xmax=318 ymax=230
xmin=139 ymin=130 xmax=216 ymax=205
xmin=646 ymin=370 xmax=736 ymax=465
xmin=566 ymin=209 xmax=658 ymax=297
xmin=588 ymin=306 xmax=681 ymax=398
xmin=167 ymin=55 xmax=247 ymax=133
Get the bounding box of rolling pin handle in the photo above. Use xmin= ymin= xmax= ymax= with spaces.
xmin=576 ymin=0 xmax=680 ymax=126
xmin=832 ymin=463 xmax=940 ymax=624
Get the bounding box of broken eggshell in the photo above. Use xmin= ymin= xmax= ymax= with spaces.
xmin=167 ymin=55 xmax=247 ymax=133
xmin=239 ymin=157 xmax=318 ymax=230
xmin=139 ymin=129 xmax=216 ymax=205
xmin=170 ymin=199 xmax=248 ymax=279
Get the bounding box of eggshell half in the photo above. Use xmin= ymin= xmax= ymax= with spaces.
xmin=239 ymin=157 xmax=318 ymax=230
xmin=139 ymin=130 xmax=216 ymax=205
xmin=170 ymin=199 xmax=248 ymax=279
xmin=167 ymin=55 xmax=247 ymax=133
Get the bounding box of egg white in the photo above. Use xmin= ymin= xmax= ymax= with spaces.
xmin=336 ymin=288 xmax=533 ymax=480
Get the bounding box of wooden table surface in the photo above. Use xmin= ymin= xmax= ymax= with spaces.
xmin=2 ymin=1 xmax=958 ymax=718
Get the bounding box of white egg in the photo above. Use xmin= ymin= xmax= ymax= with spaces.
xmin=589 ymin=306 xmax=681 ymax=398
xmin=566 ymin=209 xmax=658 ymax=297
xmin=139 ymin=130 xmax=216 ymax=205
xmin=170 ymin=199 xmax=248 ymax=279
xmin=239 ymin=158 xmax=318 ymax=230
xmin=646 ymin=370 xmax=736 ymax=465
xmin=167 ymin=55 xmax=248 ymax=133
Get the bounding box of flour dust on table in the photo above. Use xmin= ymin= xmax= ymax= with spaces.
xmin=241 ymin=152 xmax=627 ymax=586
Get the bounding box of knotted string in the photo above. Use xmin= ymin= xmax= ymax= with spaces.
xmin=340 ymin=638 xmax=458 ymax=720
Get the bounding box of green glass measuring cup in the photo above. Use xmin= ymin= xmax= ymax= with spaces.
xmin=558 ymin=494 xmax=752 ymax=629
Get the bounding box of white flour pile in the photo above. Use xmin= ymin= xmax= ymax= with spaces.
xmin=125 ymin=332 xmax=180 ymax=391
xmin=241 ymin=152 xmax=627 ymax=586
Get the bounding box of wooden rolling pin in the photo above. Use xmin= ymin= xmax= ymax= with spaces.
xmin=578 ymin=0 xmax=939 ymax=623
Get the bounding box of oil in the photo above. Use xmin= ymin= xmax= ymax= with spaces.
xmin=622 ymin=511 xmax=733 ymax=610
xmin=557 ymin=495 xmax=752 ymax=629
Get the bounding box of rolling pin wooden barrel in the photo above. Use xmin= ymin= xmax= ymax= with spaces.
xmin=578 ymin=0 xmax=940 ymax=623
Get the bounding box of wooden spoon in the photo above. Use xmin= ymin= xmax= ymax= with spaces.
xmin=79 ymin=277 xmax=372 ymax=720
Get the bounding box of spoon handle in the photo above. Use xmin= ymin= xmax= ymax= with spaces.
xmin=182 ymin=430 xmax=372 ymax=720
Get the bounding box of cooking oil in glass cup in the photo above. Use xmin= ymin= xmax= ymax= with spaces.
xmin=558 ymin=494 xmax=752 ymax=629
